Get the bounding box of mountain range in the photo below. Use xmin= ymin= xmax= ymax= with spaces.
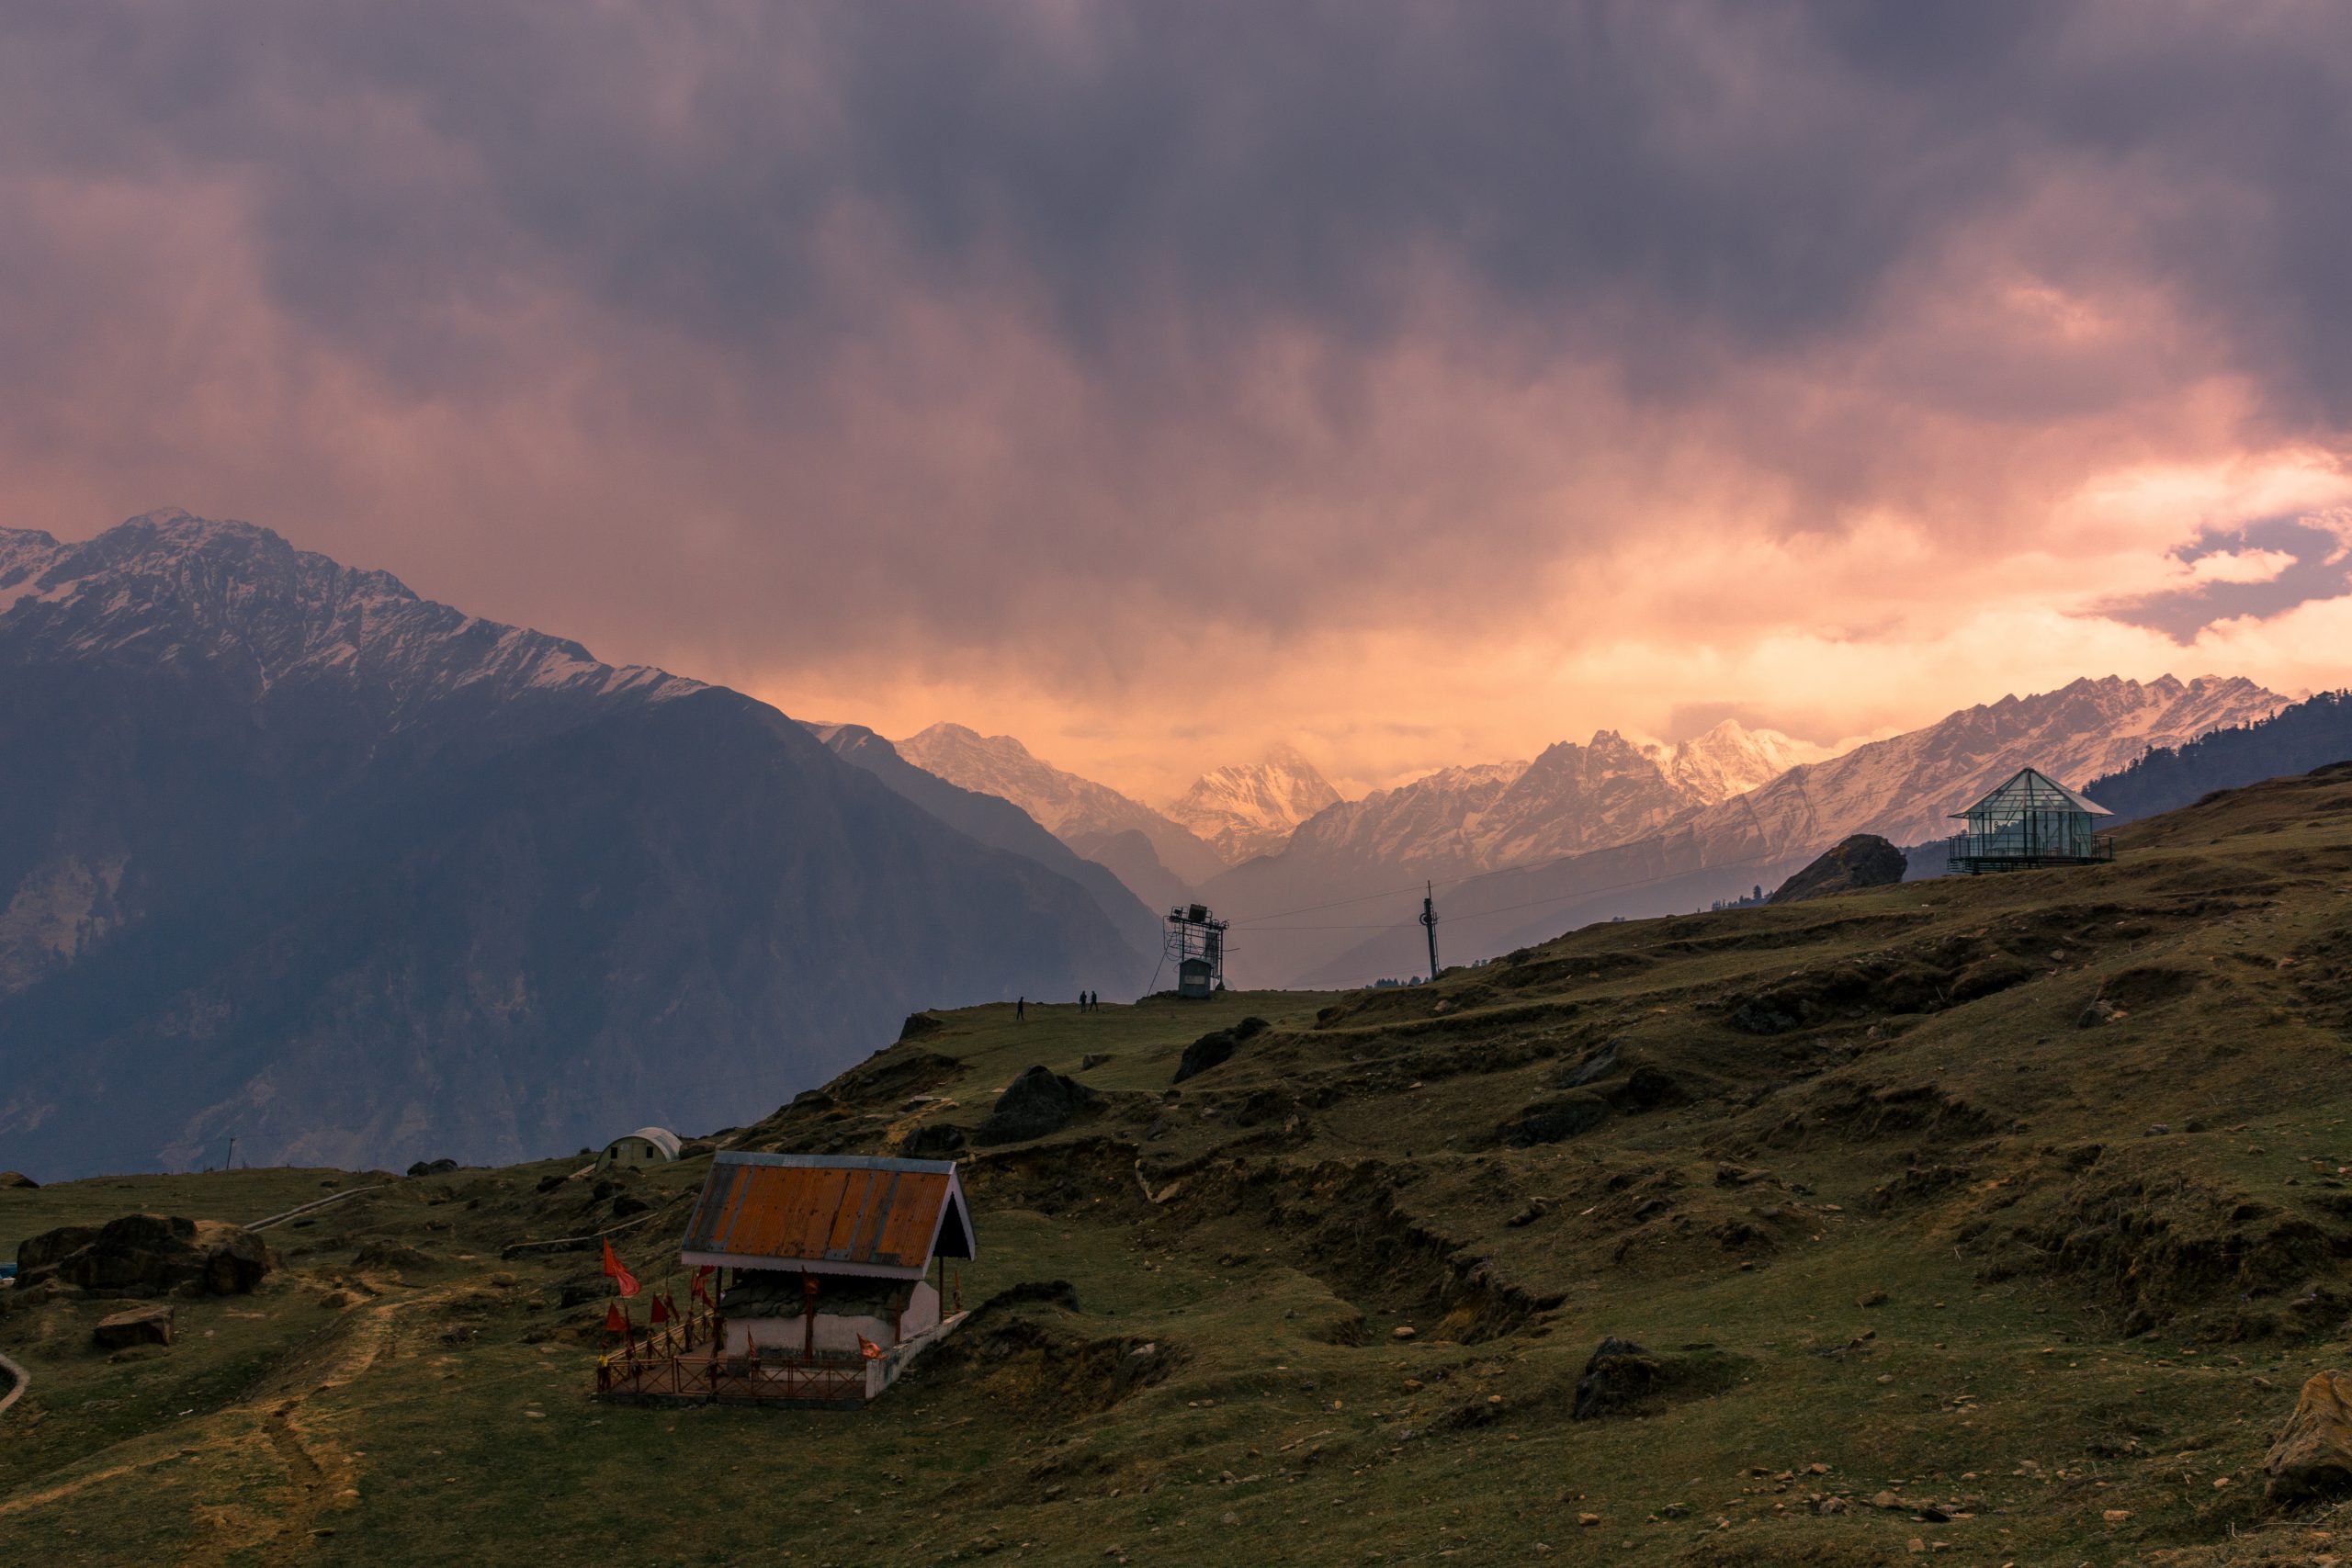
xmin=895 ymin=723 xmax=1230 ymax=904
xmin=0 ymin=512 xmax=1148 ymax=1178
xmin=1280 ymin=673 xmax=2287 ymax=987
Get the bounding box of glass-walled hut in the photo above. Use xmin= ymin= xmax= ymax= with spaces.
xmin=1947 ymin=767 xmax=2115 ymax=874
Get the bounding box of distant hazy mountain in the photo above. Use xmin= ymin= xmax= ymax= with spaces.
xmin=1204 ymin=721 xmax=1820 ymax=984
xmin=803 ymin=721 xmax=1165 ymax=959
xmin=0 ymin=512 xmax=1145 ymax=1179
xmin=2080 ymin=689 xmax=2352 ymax=821
xmin=1163 ymin=745 xmax=1345 ymax=864
xmin=1294 ymin=674 xmax=2288 ymax=987
xmin=896 ymin=723 xmax=1227 ymax=893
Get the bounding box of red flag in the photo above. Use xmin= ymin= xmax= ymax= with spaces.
xmin=856 ymin=1333 xmax=884 ymax=1361
xmin=650 ymin=1294 xmax=670 ymax=1325
xmin=666 ymin=1292 xmax=682 ymax=1323
xmin=605 ymin=1303 xmax=626 ymax=1335
xmin=601 ymin=1237 xmax=640 ymax=1298
xmin=690 ymin=1266 xmax=713 ymax=1303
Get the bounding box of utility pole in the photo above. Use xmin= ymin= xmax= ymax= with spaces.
xmin=225 ymin=1134 xmax=237 ymax=1172
xmin=1419 ymin=882 xmax=1441 ymax=982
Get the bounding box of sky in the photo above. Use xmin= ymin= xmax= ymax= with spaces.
xmin=4 ymin=3 xmax=2350 ymax=802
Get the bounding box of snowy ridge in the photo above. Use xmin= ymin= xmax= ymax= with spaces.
xmin=0 ymin=509 xmax=699 ymax=722
xmin=1162 ymin=744 xmax=1345 ymax=864
xmin=1690 ymin=674 xmax=2289 ymax=855
xmin=896 ymin=723 xmax=1227 ymax=887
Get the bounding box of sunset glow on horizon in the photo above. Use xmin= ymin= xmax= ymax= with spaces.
xmin=5 ymin=3 xmax=2348 ymax=799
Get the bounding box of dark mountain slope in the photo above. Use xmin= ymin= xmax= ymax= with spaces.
xmin=0 ymin=513 xmax=1145 ymax=1176
xmin=807 ymin=721 xmax=1166 ymax=962
xmin=2082 ymin=688 xmax=2352 ymax=821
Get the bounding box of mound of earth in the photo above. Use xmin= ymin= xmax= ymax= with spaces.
xmin=1768 ymin=834 xmax=1908 ymax=904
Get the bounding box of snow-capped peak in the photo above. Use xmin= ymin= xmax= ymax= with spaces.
xmin=1162 ymin=744 xmax=1345 ymax=864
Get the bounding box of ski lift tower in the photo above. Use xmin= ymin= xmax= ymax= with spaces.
xmin=1165 ymin=903 xmax=1229 ymax=998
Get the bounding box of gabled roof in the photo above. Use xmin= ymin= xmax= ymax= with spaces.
xmin=1951 ymin=766 xmax=2113 ymax=819
xmin=677 ymin=1153 xmax=976 ymax=1280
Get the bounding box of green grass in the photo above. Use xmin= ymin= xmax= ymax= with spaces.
xmin=9 ymin=768 xmax=2352 ymax=1563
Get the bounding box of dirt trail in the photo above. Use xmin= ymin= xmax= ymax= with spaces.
xmin=0 ymin=1273 xmax=471 ymax=1559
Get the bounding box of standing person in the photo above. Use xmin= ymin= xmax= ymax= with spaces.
xmin=1016 ymin=995 xmax=1026 ymax=1021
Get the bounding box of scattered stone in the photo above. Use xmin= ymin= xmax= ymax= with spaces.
xmin=93 ymin=1303 xmax=174 ymax=1348
xmin=1768 ymin=835 xmax=1906 ymax=904
xmin=2267 ymin=1370 xmax=2352 ymax=1502
xmin=971 ymin=1066 xmax=1101 ymax=1145
xmin=1577 ymin=1513 xmax=1600 ymax=1528
xmin=1858 ymin=1290 xmax=1890 ymax=1308
xmin=1392 ymin=1325 xmax=1416 ymax=1341
xmin=2103 ymin=1508 xmax=2132 ymax=1522
xmin=1080 ymin=1053 xmax=1113 ymax=1070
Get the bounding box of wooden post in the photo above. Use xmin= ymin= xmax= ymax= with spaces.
xmin=801 ymin=1270 xmax=819 ymax=1363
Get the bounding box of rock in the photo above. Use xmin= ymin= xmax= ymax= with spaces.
xmin=2076 ymin=998 xmax=2125 ymax=1029
xmin=1080 ymin=1053 xmax=1113 ymax=1070
xmin=1392 ymin=1325 xmax=1416 ymax=1341
xmin=1767 ymin=835 xmax=1907 ymax=905
xmin=405 ymin=1158 xmax=459 ymax=1178
xmin=1857 ymin=1290 xmax=1889 ymax=1308
xmin=0 ymin=1171 xmax=37 ymax=1189
xmin=17 ymin=1214 xmax=270 ymax=1296
xmin=971 ymin=1066 xmax=1101 ymax=1145
xmin=17 ymin=1224 xmax=99 ymax=1274
xmin=1570 ymin=1337 xmax=1745 ymax=1421
xmin=1172 ymin=1031 xmax=1238 ymax=1084
xmin=2266 ymin=1370 xmax=2352 ymax=1502
xmin=94 ymin=1303 xmax=174 ymax=1348
xmin=902 ymin=1122 xmax=969 ymax=1158
xmin=1497 ymin=1093 xmax=1610 ymax=1148
xmin=899 ymin=1011 xmax=945 ymax=1041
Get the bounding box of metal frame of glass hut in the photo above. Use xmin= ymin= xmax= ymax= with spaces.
xmin=1945 ymin=766 xmax=2115 ymax=874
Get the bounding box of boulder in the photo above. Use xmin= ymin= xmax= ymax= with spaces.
xmin=1767 ymin=835 xmax=1907 ymax=905
xmin=902 ymin=1122 xmax=969 ymax=1158
xmin=17 ymin=1224 xmax=99 ymax=1274
xmin=405 ymin=1157 xmax=459 ymax=1178
xmin=93 ymin=1303 xmax=174 ymax=1349
xmin=1571 ymin=1337 xmax=1746 ymax=1420
xmin=2267 ymin=1370 xmax=2352 ymax=1502
xmin=0 ymin=1170 xmax=37 ymax=1189
xmin=1498 ymin=1093 xmax=1610 ymax=1148
xmin=16 ymin=1214 xmax=271 ymax=1296
xmin=971 ymin=1066 xmax=1100 ymax=1145
xmin=1173 ymin=1030 xmax=1238 ymax=1084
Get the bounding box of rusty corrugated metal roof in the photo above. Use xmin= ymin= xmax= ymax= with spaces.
xmin=681 ymin=1153 xmax=973 ymax=1274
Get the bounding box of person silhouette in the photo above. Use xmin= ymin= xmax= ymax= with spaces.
xmin=1015 ymin=996 xmax=1026 ymax=1021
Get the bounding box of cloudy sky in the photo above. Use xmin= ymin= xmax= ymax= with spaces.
xmin=5 ymin=2 xmax=2349 ymax=798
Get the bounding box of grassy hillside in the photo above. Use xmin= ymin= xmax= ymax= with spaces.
xmin=10 ymin=765 xmax=2352 ymax=1564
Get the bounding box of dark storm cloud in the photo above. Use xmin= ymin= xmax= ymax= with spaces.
xmin=2 ymin=1 xmax=2349 ymax=790
xmin=8 ymin=2 xmax=2343 ymax=400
